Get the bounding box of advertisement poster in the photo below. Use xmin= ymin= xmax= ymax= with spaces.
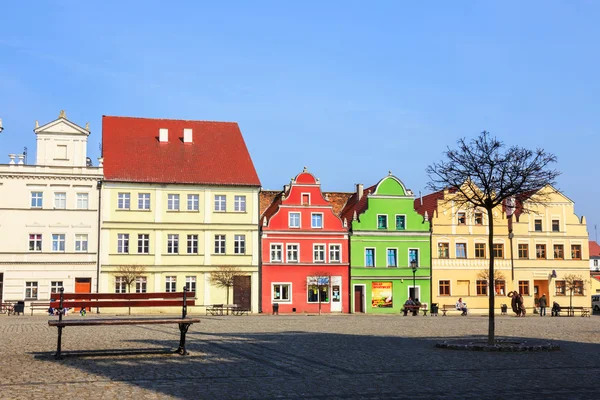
xmin=371 ymin=281 xmax=393 ymax=308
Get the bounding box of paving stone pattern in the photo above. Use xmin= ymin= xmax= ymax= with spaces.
xmin=1 ymin=313 xmax=599 ymax=399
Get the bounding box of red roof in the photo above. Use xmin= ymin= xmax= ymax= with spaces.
xmin=340 ymin=185 xmax=376 ymax=224
xmin=414 ymin=190 xmax=445 ymax=221
xmin=590 ymin=241 xmax=600 ymax=257
xmin=102 ymin=116 xmax=260 ymax=186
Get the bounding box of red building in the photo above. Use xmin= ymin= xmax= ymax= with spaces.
xmin=260 ymin=168 xmax=352 ymax=314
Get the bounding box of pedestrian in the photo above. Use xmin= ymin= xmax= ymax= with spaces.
xmin=510 ymin=291 xmax=520 ymax=316
xmin=539 ymin=294 xmax=547 ymax=317
xmin=455 ymin=298 xmax=468 ymax=316
xmin=517 ymin=293 xmax=526 ymax=316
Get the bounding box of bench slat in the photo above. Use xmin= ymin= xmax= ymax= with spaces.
xmin=50 ymin=292 xmax=196 ymax=301
xmin=48 ymin=318 xmax=201 ymax=327
xmin=50 ymin=300 xmax=196 ymax=308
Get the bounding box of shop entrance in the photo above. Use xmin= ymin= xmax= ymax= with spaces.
xmin=534 ymin=280 xmax=550 ymax=304
xmin=353 ymin=285 xmax=365 ymax=313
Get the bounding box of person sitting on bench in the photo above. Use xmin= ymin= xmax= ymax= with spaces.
xmin=551 ymin=301 xmax=561 ymax=317
xmin=456 ymin=298 xmax=468 ymax=316
xmin=403 ymin=297 xmax=416 ymax=316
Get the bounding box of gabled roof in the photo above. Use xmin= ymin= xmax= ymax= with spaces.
xmin=102 ymin=116 xmax=260 ymax=186
xmin=414 ymin=189 xmax=445 ymax=221
xmin=260 ymin=190 xmax=353 ymax=224
xmin=340 ymin=185 xmax=376 ymax=224
xmin=589 ymin=241 xmax=600 ymax=257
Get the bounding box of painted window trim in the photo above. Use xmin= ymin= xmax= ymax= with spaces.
xmin=455 ymin=243 xmax=467 ymax=259
xmin=395 ymin=214 xmax=406 ymax=230
xmin=272 ymin=282 xmax=293 ymax=303
xmin=270 ymin=243 xmax=283 ymax=262
xmin=311 ymin=212 xmax=324 ymax=229
xmin=286 ymin=243 xmax=300 ymax=263
xmin=364 ymin=247 xmax=375 ymax=268
xmin=438 ymin=279 xmax=452 ymax=296
xmin=289 ymin=212 xmax=301 ymax=229
xmin=329 ymin=244 xmax=341 ymax=263
xmin=386 ymin=247 xmax=398 ymax=268
xmin=313 ymin=243 xmax=326 ymax=263
xmin=408 ymin=248 xmax=420 ymax=267
xmin=234 ymin=195 xmax=247 ymax=212
xmin=377 ymin=214 xmax=388 ymax=230
xmin=301 ymin=192 xmax=311 ymax=206
xmin=214 ymin=194 xmax=227 ymax=212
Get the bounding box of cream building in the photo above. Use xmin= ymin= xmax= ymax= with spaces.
xmin=0 ymin=111 xmax=102 ymax=306
xmin=416 ymin=185 xmax=590 ymax=313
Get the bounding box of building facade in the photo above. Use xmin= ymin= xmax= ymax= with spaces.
xmin=100 ymin=116 xmax=261 ymax=312
xmin=260 ymin=169 xmax=351 ymax=314
xmin=0 ymin=111 xmax=102 ymax=306
xmin=416 ymin=185 xmax=590 ymax=312
xmin=342 ymin=174 xmax=431 ymax=314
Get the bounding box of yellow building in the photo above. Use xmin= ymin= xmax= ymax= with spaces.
xmin=416 ymin=185 xmax=590 ymax=313
xmin=99 ymin=116 xmax=261 ymax=313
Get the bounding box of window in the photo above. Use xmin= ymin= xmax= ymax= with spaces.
xmin=234 ymin=195 xmax=246 ymax=212
xmin=457 ymin=212 xmax=466 ymax=225
xmin=307 ymin=277 xmax=329 ymax=303
xmin=115 ymin=277 xmax=127 ymax=293
xmin=555 ymin=281 xmax=566 ymax=296
xmin=396 ymin=215 xmax=406 ymax=230
xmin=214 ymin=195 xmax=226 ymax=212
xmin=475 ymin=243 xmax=486 ymax=259
xmin=54 ymin=192 xmax=66 ymax=209
xmin=167 ymin=194 xmax=180 ymax=211
xmin=574 ymin=280 xmax=584 ymax=295
xmin=311 ymin=213 xmax=323 ymax=228
xmin=270 ymin=244 xmax=282 ymax=262
xmin=313 ymin=245 xmax=325 ymax=262
xmin=135 ymin=277 xmax=147 ymax=293
xmin=534 ymin=219 xmax=542 ymax=232
xmin=50 ymin=281 xmax=63 ymax=294
xmin=438 ymin=243 xmax=449 ymax=258
xmin=167 ymin=234 xmax=179 ymax=254
xmin=187 ymin=234 xmax=198 ymax=254
xmin=138 ymin=234 xmax=149 ymax=254
xmin=365 ymin=248 xmax=375 ymax=267
xmin=29 ymin=234 xmax=42 ymax=251
xmin=595 ymin=260 xmax=599 ymax=267
xmin=214 ymin=235 xmax=226 ymax=254
xmin=553 ymin=244 xmax=564 ymax=259
xmin=56 ymin=144 xmax=67 ymax=159
xmin=377 ymin=215 xmax=387 ymax=229
xmin=552 ymin=219 xmax=560 ymax=232
xmin=571 ymin=245 xmax=582 ymax=260
xmin=495 ymin=280 xmax=506 ymax=296
xmin=289 ymin=212 xmax=300 ymax=228
xmin=387 ymin=249 xmax=398 ymax=267
xmin=138 ymin=193 xmax=150 ymax=210
xmin=25 ymin=282 xmax=38 ymax=299
xmin=456 ymin=243 xmax=467 ymax=258
xmin=476 ymin=280 xmax=487 ymax=296
xmin=31 ymin=192 xmax=43 ymax=208
xmin=118 ymin=192 xmax=130 ymax=209
xmin=187 ymin=194 xmax=199 ymax=211
xmin=301 ymin=194 xmax=310 ymax=205
xmin=439 ymin=280 xmax=450 ymax=296
xmin=329 ymin=244 xmax=341 ymax=262
xmin=52 ymin=234 xmax=65 ymax=252
xmin=409 ymin=249 xmax=419 ymax=267
xmin=117 ymin=234 xmax=129 ymax=253
xmin=185 ymin=276 xmax=197 ymax=293
xmin=518 ymin=280 xmax=530 ymax=295
xmin=273 ymin=283 xmax=291 ymax=302
xmin=474 ymin=212 xmax=483 ymax=225
xmin=536 ymin=244 xmax=546 ymax=259
xmin=287 ymin=244 xmax=299 ymax=262
xmin=165 ymin=276 xmax=177 ymax=293
xmin=493 ymin=243 xmax=504 ymax=259
xmin=75 ymin=234 xmax=88 ymax=252
xmin=77 ymin=193 xmax=89 ymax=209
xmin=518 ymin=244 xmax=529 ymax=259
xmin=234 ymin=235 xmax=246 ymax=254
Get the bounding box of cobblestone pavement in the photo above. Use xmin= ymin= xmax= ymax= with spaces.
xmin=1 ymin=312 xmax=599 ymax=399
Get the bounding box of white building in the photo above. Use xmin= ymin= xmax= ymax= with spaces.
xmin=0 ymin=111 xmax=102 ymax=306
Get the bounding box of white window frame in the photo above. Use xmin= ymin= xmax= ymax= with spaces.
xmin=329 ymin=244 xmax=341 ymax=263
xmin=456 ymin=243 xmax=467 ymax=259
xmin=31 ymin=191 xmax=43 ymax=208
xmin=117 ymin=192 xmax=130 ymax=209
xmin=50 ymin=281 xmax=63 ymax=294
xmin=187 ymin=194 xmax=199 ymax=211
xmin=76 ymin=193 xmax=89 ymax=210
xmin=52 ymin=234 xmax=66 ymax=252
xmin=54 ymin=192 xmax=66 ymax=209
xmin=395 ymin=214 xmax=406 ymax=230
xmin=214 ymin=195 xmax=226 ymax=212
xmin=25 ymin=281 xmax=38 ymax=299
xmin=234 ymin=195 xmax=246 ymax=212
xmin=187 ymin=234 xmax=198 ymax=254
xmin=117 ymin=233 xmax=129 ymax=254
xmin=365 ymin=247 xmax=376 ymax=267
xmin=313 ymin=244 xmax=326 ymax=263
xmin=377 ymin=214 xmax=388 ymax=229
xmin=137 ymin=234 xmax=150 ymax=254
xmin=135 ymin=277 xmax=147 ymax=293
xmin=289 ymin=212 xmax=301 ymax=228
xmin=234 ymin=234 xmax=246 ymax=254
xmin=301 ymin=193 xmax=311 ymax=205
xmin=272 ymin=282 xmax=292 ymax=303
xmin=408 ymin=248 xmax=420 ymax=267
xmin=270 ymin=243 xmax=283 ymax=262
xmin=165 ymin=276 xmax=177 ymax=293
xmin=185 ymin=276 xmax=197 ymax=293
xmin=214 ymin=234 xmax=226 ymax=254
xmin=287 ymin=244 xmax=299 ymax=263
xmin=29 ymin=234 xmax=42 ymax=252
xmin=386 ymin=248 xmax=398 ymax=267
xmin=307 ymin=276 xmax=330 ymax=304
xmin=115 ymin=277 xmax=127 ymax=293
xmin=311 ymin=213 xmax=324 ymax=229
xmin=167 ymin=234 xmax=179 ymax=254
xmin=75 ymin=234 xmax=88 ymax=252
xmin=167 ymin=194 xmax=180 ymax=211
xmin=138 ymin=193 xmax=151 ymax=210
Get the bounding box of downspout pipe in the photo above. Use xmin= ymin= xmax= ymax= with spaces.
xmin=96 ymin=180 xmax=102 ymax=313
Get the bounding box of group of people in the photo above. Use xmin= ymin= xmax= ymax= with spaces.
xmin=509 ymin=291 xmax=527 ymax=317
xmin=47 ymin=306 xmax=86 ymax=316
xmin=403 ymin=297 xmax=422 ymax=316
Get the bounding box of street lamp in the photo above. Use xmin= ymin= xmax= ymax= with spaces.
xmin=410 ymin=259 xmax=419 ymax=300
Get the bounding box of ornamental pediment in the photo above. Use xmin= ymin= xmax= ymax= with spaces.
xmin=35 ymin=116 xmax=89 ymax=136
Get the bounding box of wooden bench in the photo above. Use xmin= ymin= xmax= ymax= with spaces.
xmin=48 ymin=288 xmax=200 ymax=359
xmin=206 ymin=304 xmax=248 ymax=316
xmin=555 ymin=306 xmax=591 ymax=317
xmin=30 ymin=302 xmax=52 ymax=316
xmin=441 ymin=304 xmax=467 ymax=316
xmin=402 ymin=304 xmax=427 ymax=316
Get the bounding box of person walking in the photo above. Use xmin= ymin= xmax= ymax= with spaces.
xmin=539 ymin=294 xmax=547 ymax=317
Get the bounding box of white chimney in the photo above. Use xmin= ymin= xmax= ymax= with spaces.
xmin=356 ymin=184 xmax=363 ymax=200
xmin=183 ymin=128 xmax=192 ymax=143
xmin=159 ymin=128 xmax=169 ymax=142
xmin=8 ymin=154 xmax=16 ymax=164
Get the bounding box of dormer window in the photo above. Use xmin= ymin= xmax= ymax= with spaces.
xmin=302 ymin=194 xmax=310 ymax=205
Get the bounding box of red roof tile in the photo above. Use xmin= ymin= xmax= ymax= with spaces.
xmin=340 ymin=185 xmax=376 ymax=224
xmin=590 ymin=241 xmax=600 ymax=257
xmin=414 ymin=190 xmax=445 ymax=222
xmin=260 ymin=190 xmax=353 ymax=224
xmin=102 ymin=116 xmax=260 ymax=186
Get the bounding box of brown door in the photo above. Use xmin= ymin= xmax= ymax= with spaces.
xmin=354 ymin=286 xmax=364 ymax=313
xmin=233 ymin=276 xmax=251 ymax=311
xmin=75 ymin=278 xmax=92 ymax=311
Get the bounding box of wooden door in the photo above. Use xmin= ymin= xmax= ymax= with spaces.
xmin=354 ymin=286 xmax=364 ymax=313
xmin=233 ymin=276 xmax=251 ymax=311
xmin=75 ymin=278 xmax=92 ymax=311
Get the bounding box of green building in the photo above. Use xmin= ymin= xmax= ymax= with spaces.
xmin=341 ymin=173 xmax=431 ymax=314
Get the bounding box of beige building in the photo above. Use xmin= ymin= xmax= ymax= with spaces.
xmin=416 ymin=185 xmax=590 ymax=313
xmin=0 ymin=111 xmax=103 ymax=306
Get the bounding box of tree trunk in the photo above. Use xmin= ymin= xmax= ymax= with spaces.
xmin=487 ymin=207 xmax=495 ymax=345
xmin=227 ymin=286 xmax=230 ymax=315
xmin=570 ymin=289 xmax=573 ymax=316
xmin=127 ymin=283 xmax=132 ymax=315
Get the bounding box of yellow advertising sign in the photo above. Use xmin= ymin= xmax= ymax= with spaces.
xmin=371 ymin=281 xmax=393 ymax=308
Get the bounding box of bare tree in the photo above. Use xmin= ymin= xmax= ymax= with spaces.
xmin=427 ymin=131 xmax=559 ymax=344
xmin=112 ymin=265 xmax=146 ymax=315
xmin=476 ymin=269 xmax=507 ymax=295
xmin=563 ymin=274 xmax=589 ymax=312
xmin=210 ymin=266 xmax=244 ymax=306
xmin=305 ymin=271 xmax=332 ymax=315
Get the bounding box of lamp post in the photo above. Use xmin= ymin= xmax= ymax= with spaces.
xmin=410 ymin=259 xmax=419 ymax=300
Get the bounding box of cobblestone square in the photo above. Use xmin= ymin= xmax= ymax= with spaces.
xmin=1 ymin=313 xmax=599 ymax=399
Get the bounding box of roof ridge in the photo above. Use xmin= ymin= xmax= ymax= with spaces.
xmin=102 ymin=115 xmax=239 ymax=124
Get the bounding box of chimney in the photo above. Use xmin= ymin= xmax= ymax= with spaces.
xmin=356 ymin=184 xmax=363 ymax=200
xmin=420 ymin=191 xmax=423 ymax=206
xmin=159 ymin=128 xmax=169 ymax=142
xmin=183 ymin=128 xmax=192 ymax=143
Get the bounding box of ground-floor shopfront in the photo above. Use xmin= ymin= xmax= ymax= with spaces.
xmin=351 ymin=276 xmax=431 ymax=314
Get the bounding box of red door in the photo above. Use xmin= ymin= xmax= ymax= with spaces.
xmin=354 ymin=286 xmax=364 ymax=313
xmin=75 ymin=278 xmax=92 ymax=311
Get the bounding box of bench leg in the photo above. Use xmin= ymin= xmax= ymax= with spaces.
xmin=176 ymin=323 xmax=191 ymax=355
xmin=55 ymin=326 xmax=63 ymax=360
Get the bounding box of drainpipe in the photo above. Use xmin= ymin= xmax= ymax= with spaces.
xmin=96 ymin=180 xmax=103 ymax=313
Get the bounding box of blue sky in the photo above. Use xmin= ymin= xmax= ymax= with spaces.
xmin=1 ymin=1 xmax=599 ymax=237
